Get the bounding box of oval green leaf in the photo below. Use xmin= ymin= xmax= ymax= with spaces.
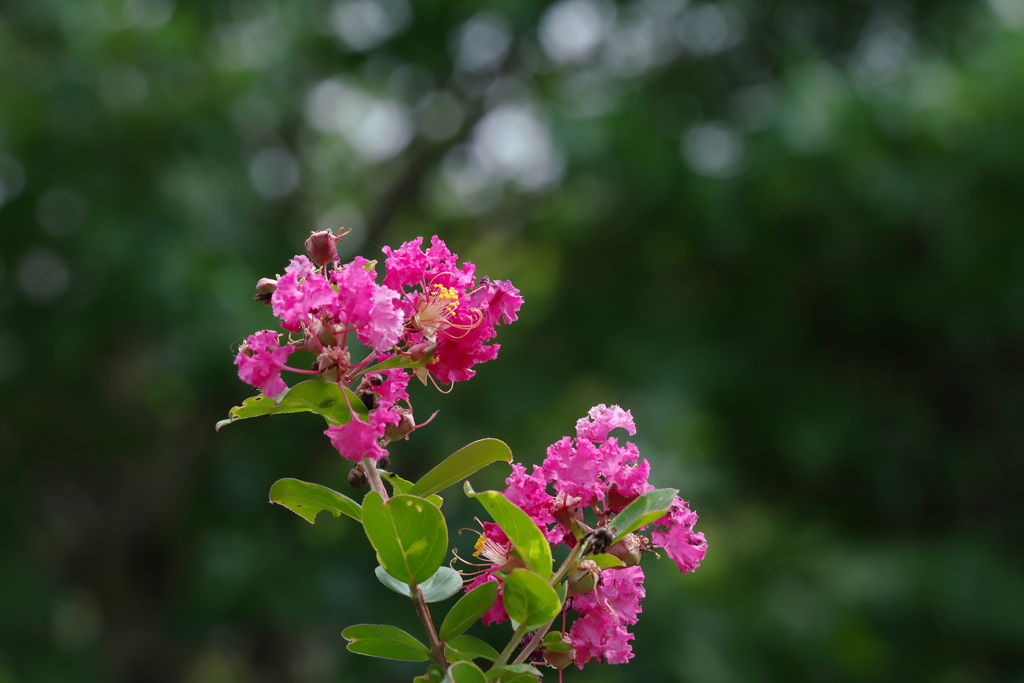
xmin=360 ymin=354 xmax=425 ymax=375
xmin=464 ymin=483 xmax=551 ymax=579
xmin=590 ymin=553 xmax=626 ymax=570
xmin=217 ymin=380 xmax=367 ymax=430
xmin=342 ymin=624 xmax=431 ymax=661
xmin=408 ymin=439 xmax=513 ymax=498
xmin=444 ymin=635 xmax=499 ymax=663
xmin=268 ymin=478 xmax=361 ymax=523
xmin=444 ymin=661 xmax=487 ymax=683
xmin=502 ymin=569 xmax=562 ymax=630
xmin=609 ymin=488 xmax=678 ymax=543
xmin=439 ymin=580 xmax=499 ymax=641
xmin=362 ymin=492 xmax=448 ymax=585
xmin=375 ymin=565 xmax=463 ymax=603
xmin=381 ymin=471 xmax=443 ymax=508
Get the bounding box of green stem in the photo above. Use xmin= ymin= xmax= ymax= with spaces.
xmin=507 ymin=542 xmax=588 ymax=666
xmin=361 ymin=456 xmax=389 ymax=501
xmin=511 ymin=615 xmax=557 ymax=666
xmin=492 ymin=621 xmax=530 ymax=669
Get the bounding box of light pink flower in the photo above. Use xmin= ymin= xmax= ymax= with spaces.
xmin=575 ymin=404 xmax=636 ymax=443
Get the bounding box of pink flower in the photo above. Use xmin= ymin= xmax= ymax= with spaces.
xmin=575 ymin=404 xmax=636 ymax=443
xmin=651 ymin=497 xmax=707 ymax=573
xmin=270 ymin=270 xmax=335 ymax=333
xmin=381 ymin=236 xmax=522 ymax=384
xmin=382 ymin=236 xmax=476 ymax=292
xmin=324 ymin=406 xmax=394 ymax=463
xmin=234 ymin=330 xmax=294 ymax=397
xmin=569 ymin=566 xmax=645 ymax=666
xmin=331 ymin=256 xmax=404 ymax=353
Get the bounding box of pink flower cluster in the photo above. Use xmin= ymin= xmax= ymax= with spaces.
xmin=233 ymin=234 xmax=522 ymax=462
xmin=463 ymin=405 xmax=707 ymax=668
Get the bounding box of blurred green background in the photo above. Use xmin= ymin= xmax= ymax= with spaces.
xmin=2 ymin=0 xmax=1023 ymax=681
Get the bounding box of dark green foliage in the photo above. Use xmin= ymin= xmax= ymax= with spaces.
xmin=1 ymin=0 xmax=1022 ymax=681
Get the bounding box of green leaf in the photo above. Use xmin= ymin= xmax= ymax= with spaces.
xmin=485 ymin=664 xmax=544 ymax=682
xmin=502 ymin=569 xmax=562 ymax=630
xmin=362 ymin=492 xmax=448 ymax=585
xmin=444 ymin=635 xmax=499 ymax=663
xmin=541 ymin=631 xmax=574 ymax=653
xmin=464 ymin=482 xmax=551 ymax=579
xmin=268 ymin=478 xmax=361 ymax=523
xmin=342 ymin=624 xmax=431 ymax=661
xmin=443 ymin=661 xmax=487 ymax=683
xmin=375 ymin=565 xmax=463 ymax=603
xmin=590 ymin=553 xmax=626 ymax=569
xmin=217 ymin=380 xmax=367 ymax=430
xmin=361 ymin=354 xmax=425 ymax=375
xmin=381 ymin=471 xmax=443 ymax=508
xmin=609 ymin=488 xmax=678 ymax=543
xmin=380 ymin=470 xmax=416 ymax=494
xmin=409 ymin=439 xmax=513 ymax=498
xmin=439 ymin=580 xmax=499 ymax=640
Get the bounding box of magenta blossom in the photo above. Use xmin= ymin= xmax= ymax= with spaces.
xmin=458 ymin=405 xmax=706 ymax=670
xmin=383 ymin=236 xmax=523 ymax=384
xmin=234 ymin=330 xmax=294 ymax=397
xmin=324 ymin=406 xmax=398 ymax=463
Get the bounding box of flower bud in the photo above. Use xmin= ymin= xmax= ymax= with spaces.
xmin=305 ymin=230 xmax=338 ymax=267
xmin=348 ymin=464 xmax=367 ymax=489
xmin=253 ymin=277 xmax=277 ymax=304
xmin=541 ymin=632 xmax=576 ymax=670
xmin=384 ymin=409 xmax=416 ymax=441
xmin=568 ymin=559 xmax=600 ymax=595
xmin=608 ymin=532 xmax=644 ymax=567
xmin=408 ymin=341 xmax=438 ymax=363
xmin=376 ymin=454 xmax=390 ymax=470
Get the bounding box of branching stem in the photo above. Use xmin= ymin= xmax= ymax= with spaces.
xmin=411 ymin=586 xmax=447 ymax=667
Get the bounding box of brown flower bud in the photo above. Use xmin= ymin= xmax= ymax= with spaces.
xmin=305 ymin=230 xmax=338 ymax=267
xmin=376 ymin=455 xmax=390 ymax=470
xmin=254 ymin=277 xmax=277 ymax=304
xmin=348 ymin=464 xmax=367 ymax=489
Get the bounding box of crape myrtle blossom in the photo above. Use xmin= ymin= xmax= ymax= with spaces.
xmin=233 ymin=231 xmax=521 ymax=465
xmin=383 ymin=236 xmax=523 ymax=384
xmin=234 ymin=330 xmax=294 ymax=397
xmin=458 ymin=405 xmax=707 ymax=668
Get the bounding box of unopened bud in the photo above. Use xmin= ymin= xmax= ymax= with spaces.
xmin=384 ymin=410 xmax=416 ymax=441
xmin=376 ymin=455 xmax=390 ymax=470
xmin=305 ymin=230 xmax=338 ymax=267
xmin=348 ymin=464 xmax=367 ymax=489
xmin=409 ymin=341 xmax=438 ymax=363
xmin=541 ymin=632 xmax=576 ymax=670
xmin=568 ymin=559 xmax=600 ymax=595
xmin=254 ymin=278 xmax=278 ymax=304
xmin=608 ymin=532 xmax=644 ymax=567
